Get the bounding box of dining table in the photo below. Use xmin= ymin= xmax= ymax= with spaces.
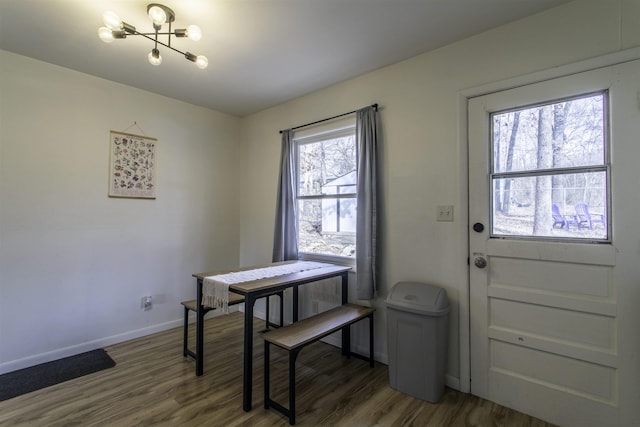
xmin=192 ymin=260 xmax=352 ymax=411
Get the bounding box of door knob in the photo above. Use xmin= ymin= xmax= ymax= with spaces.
xmin=474 ymin=257 xmax=487 ymax=269
xmin=473 ymin=222 xmax=484 ymax=233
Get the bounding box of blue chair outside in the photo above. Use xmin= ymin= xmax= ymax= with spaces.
xmin=552 ymin=204 xmax=577 ymax=229
xmin=574 ymin=203 xmax=605 ymax=230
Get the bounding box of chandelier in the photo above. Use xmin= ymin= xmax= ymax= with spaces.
xmin=98 ymin=3 xmax=208 ymax=69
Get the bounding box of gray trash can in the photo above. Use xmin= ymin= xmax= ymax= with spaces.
xmin=386 ymin=281 xmax=450 ymax=402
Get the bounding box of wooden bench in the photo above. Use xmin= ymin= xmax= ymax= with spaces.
xmin=181 ymin=293 xmax=245 ymax=360
xmin=181 ymin=292 xmax=283 ymax=361
xmin=263 ymin=303 xmax=375 ymax=425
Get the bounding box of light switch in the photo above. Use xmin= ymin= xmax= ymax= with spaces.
xmin=437 ymin=205 xmax=454 ymax=222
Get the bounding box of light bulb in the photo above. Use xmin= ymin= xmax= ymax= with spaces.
xmin=102 ymin=11 xmax=121 ymax=30
xmin=186 ymin=25 xmax=202 ymax=41
xmin=98 ymin=27 xmax=114 ymax=43
xmin=148 ymin=5 xmax=166 ymax=26
xmin=148 ymin=49 xmax=162 ymax=66
xmin=195 ymin=55 xmax=208 ymax=69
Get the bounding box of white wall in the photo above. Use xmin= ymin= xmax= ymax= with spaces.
xmin=238 ymin=0 xmax=640 ymax=394
xmin=0 ymin=50 xmax=241 ymax=373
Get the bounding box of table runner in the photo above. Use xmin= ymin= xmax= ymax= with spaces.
xmin=202 ymin=261 xmax=333 ymax=313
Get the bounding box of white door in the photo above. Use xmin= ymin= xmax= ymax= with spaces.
xmin=469 ymin=60 xmax=640 ymax=427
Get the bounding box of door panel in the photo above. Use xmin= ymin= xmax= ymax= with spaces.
xmin=490 ymin=340 xmax=616 ymax=401
xmin=467 ymin=63 xmax=635 ymax=426
xmin=489 ymin=256 xmax=613 ymax=298
xmin=490 ymin=298 xmax=615 ymax=350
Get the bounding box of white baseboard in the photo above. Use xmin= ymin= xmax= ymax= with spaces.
xmin=445 ymin=374 xmax=460 ymax=390
xmin=321 ymin=334 xmax=389 ymax=364
xmin=0 ymin=319 xmax=182 ymax=375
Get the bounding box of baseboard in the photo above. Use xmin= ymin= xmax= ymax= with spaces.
xmin=445 ymin=374 xmax=460 ymax=390
xmin=0 ymin=319 xmax=182 ymax=375
xmin=3 ymin=304 xmax=241 ymax=375
xmin=319 ymin=334 xmax=388 ymax=365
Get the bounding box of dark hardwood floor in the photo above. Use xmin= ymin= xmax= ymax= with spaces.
xmin=0 ymin=311 xmax=556 ymax=426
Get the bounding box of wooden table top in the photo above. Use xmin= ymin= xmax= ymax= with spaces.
xmin=193 ymin=261 xmax=351 ymax=294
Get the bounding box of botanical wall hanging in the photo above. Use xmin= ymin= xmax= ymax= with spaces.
xmin=108 ymin=131 xmax=157 ymax=199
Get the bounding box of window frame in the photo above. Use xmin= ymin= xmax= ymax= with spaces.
xmin=293 ymin=123 xmax=358 ymax=265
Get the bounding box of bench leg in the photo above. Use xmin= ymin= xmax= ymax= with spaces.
xmin=264 ymin=343 xmax=300 ymax=425
xmin=264 ymin=341 xmax=271 ymax=409
xmin=369 ymin=313 xmax=374 ymax=368
xmin=183 ymin=306 xmax=189 ymax=357
xmin=342 ymin=324 xmax=351 ymax=358
xmin=265 ymin=291 xmax=285 ymax=329
xmin=288 ymin=349 xmax=300 ymax=425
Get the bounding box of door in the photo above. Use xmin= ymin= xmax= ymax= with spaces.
xmin=468 ymin=61 xmax=640 ymax=426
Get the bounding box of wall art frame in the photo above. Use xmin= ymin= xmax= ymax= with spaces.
xmin=108 ymin=131 xmax=157 ymax=199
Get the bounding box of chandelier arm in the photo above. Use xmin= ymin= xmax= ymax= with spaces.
xmin=156 ymin=41 xmax=187 ymax=56
xmin=126 ymin=31 xmax=186 ymax=55
xmin=140 ymin=33 xmax=190 ymax=56
xmin=128 ymin=32 xmax=182 ymax=36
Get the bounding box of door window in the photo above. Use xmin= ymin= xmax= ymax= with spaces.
xmin=490 ymin=92 xmax=610 ymax=241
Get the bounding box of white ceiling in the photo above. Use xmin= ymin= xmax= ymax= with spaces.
xmin=0 ymin=0 xmax=571 ymax=117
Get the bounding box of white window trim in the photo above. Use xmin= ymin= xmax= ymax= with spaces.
xmin=298 ymin=251 xmax=356 ymax=269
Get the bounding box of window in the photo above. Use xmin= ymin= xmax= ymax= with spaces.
xmin=490 ymin=91 xmax=610 ymax=241
xmin=295 ymin=126 xmax=357 ymax=258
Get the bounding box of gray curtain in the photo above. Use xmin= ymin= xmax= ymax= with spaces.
xmin=356 ymin=106 xmax=378 ymax=300
xmin=272 ymin=130 xmax=299 ymax=262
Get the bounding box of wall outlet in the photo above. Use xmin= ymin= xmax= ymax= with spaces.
xmin=141 ymin=295 xmax=152 ymax=310
xmin=437 ymin=205 xmax=454 ymax=222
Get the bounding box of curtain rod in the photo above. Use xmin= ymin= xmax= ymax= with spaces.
xmin=279 ymin=103 xmax=378 ymax=134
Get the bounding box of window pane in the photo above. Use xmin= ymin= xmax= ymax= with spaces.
xmin=492 ymin=93 xmax=605 ymax=173
xmin=298 ymin=199 xmax=356 ymax=257
xmin=298 ymin=136 xmax=356 ymax=196
xmin=322 ymin=197 xmax=357 ymax=233
xmin=492 ymin=172 xmax=608 ymax=240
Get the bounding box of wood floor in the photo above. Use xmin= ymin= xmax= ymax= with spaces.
xmin=0 ymin=312 xmax=557 ymax=426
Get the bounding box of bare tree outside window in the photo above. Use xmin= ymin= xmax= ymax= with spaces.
xmin=491 ymin=92 xmax=609 ymax=241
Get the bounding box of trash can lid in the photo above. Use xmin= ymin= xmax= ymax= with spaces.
xmin=385 ymin=281 xmax=450 ymax=316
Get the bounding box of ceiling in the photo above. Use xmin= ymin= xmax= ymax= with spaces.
xmin=0 ymin=0 xmax=571 ymax=117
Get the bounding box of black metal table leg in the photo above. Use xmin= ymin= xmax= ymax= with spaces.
xmin=266 ymin=295 xmax=270 ymax=328
xmin=264 ymin=340 xmax=271 ymax=409
xmin=196 ymin=278 xmax=204 ymax=376
xmin=369 ymin=313 xmax=375 ymax=367
xmin=292 ymin=286 xmax=299 ymax=322
xmin=279 ymin=291 xmax=284 ymax=327
xmin=340 ymin=271 xmax=349 ymax=356
xmin=341 ymin=271 xmax=348 ymax=305
xmin=243 ymin=294 xmax=256 ymax=411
